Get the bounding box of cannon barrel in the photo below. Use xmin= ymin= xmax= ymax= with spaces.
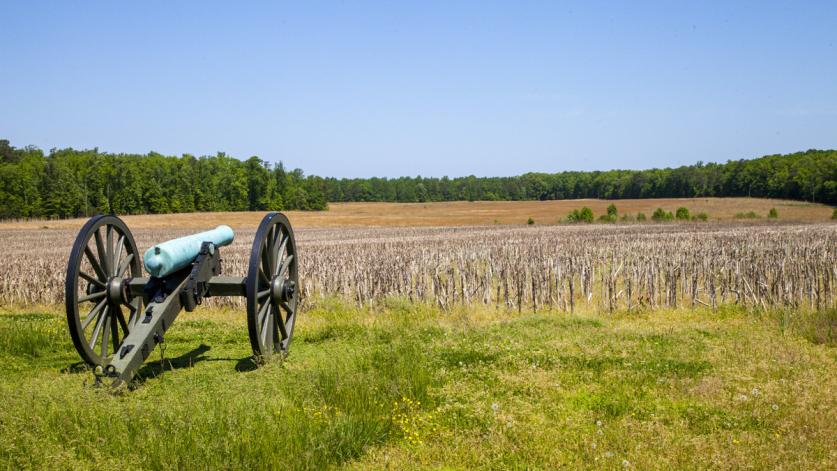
xmin=143 ymin=225 xmax=235 ymax=277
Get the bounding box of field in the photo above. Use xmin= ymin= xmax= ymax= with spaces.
xmin=1 ymin=302 xmax=836 ymax=469
xmin=1 ymin=199 xmax=836 ymax=469
xmin=0 ymin=197 xmax=833 ymax=230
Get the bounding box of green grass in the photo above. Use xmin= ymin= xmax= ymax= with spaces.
xmin=0 ymin=302 xmax=835 ymax=470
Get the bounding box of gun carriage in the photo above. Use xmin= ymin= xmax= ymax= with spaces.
xmin=64 ymin=212 xmax=299 ymax=387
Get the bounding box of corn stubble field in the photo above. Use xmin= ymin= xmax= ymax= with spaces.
xmin=2 ymin=222 xmax=836 ymax=312
xmin=1 ymin=213 xmax=836 ymax=469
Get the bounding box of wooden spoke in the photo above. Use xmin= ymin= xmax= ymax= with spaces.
xmin=105 ymin=225 xmax=114 ymax=277
xmin=116 ymin=253 xmax=134 ymax=277
xmin=94 ymin=228 xmax=110 ymax=277
xmin=82 ymin=299 xmax=107 ymax=330
xmin=270 ymin=229 xmax=285 ymax=273
xmin=101 ymin=313 xmax=111 ymax=358
xmin=276 ymin=254 xmax=294 ymax=279
xmin=273 ymin=237 xmax=289 ymax=277
xmin=110 ymin=308 xmax=121 ymax=353
xmin=282 ymin=313 xmax=296 ymax=348
xmin=272 ymin=310 xmax=281 ymax=345
xmin=78 ymin=291 xmax=106 ymax=303
xmin=113 ymin=234 xmax=125 ymax=276
xmin=115 ymin=306 xmax=129 ymax=334
xmin=280 ymin=294 xmax=297 ymax=316
xmin=261 ymin=247 xmax=273 ymax=283
xmin=265 ymin=226 xmax=276 ymax=270
xmin=84 ymin=246 xmax=107 ymax=281
xmin=79 ymin=271 xmax=105 ymax=288
xmin=126 ymin=297 xmax=141 ymax=328
xmin=257 ymin=299 xmax=271 ymax=326
xmin=276 ymin=308 xmax=288 ymax=340
xmin=260 ymin=304 xmax=272 ymax=346
xmin=125 ymin=299 xmax=138 ymax=314
xmin=258 ymin=268 xmax=269 ymax=287
xmin=89 ymin=306 xmax=107 ymax=349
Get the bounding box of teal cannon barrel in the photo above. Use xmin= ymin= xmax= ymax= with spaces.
xmin=143 ymin=225 xmax=235 ymax=278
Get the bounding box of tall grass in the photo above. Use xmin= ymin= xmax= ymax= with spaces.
xmin=1 ymin=301 xmax=836 ymax=469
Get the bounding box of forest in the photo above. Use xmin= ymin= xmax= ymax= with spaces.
xmin=0 ymin=140 xmax=328 ymax=219
xmin=325 ymin=149 xmax=836 ymax=206
xmin=0 ymin=140 xmax=834 ymax=219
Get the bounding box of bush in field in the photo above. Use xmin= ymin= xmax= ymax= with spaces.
xmin=832 ymin=208 xmax=837 ymax=219
xmin=652 ymin=208 xmax=673 ymax=221
xmin=636 ymin=212 xmax=647 ymax=222
xmin=675 ymin=207 xmax=690 ymax=220
xmin=596 ymin=204 xmax=617 ymax=223
xmin=692 ymin=212 xmax=709 ymax=221
xmin=527 ymin=217 xmax=535 ymax=225
xmin=768 ymin=208 xmax=778 ymax=219
xmin=735 ymin=211 xmax=760 ymax=219
xmin=567 ymin=207 xmax=594 ymax=223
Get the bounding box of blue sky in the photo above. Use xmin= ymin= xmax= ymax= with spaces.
xmin=1 ymin=1 xmax=835 ymax=177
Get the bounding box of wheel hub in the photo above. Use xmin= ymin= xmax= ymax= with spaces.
xmin=270 ymin=277 xmax=296 ymax=303
xmin=106 ymin=277 xmax=125 ymax=305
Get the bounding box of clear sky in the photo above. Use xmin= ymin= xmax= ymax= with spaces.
xmin=1 ymin=1 xmax=835 ymax=178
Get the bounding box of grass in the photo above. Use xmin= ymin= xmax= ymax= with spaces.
xmin=0 ymin=301 xmax=835 ymax=469
xmin=0 ymin=197 xmax=833 ymax=230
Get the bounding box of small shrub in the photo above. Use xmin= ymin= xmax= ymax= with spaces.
xmin=598 ymin=214 xmax=615 ymax=223
xmin=606 ymin=204 xmax=617 ymax=218
xmin=620 ymin=213 xmax=633 ymax=222
xmin=567 ymin=207 xmax=594 ymax=223
xmin=768 ymin=208 xmax=778 ymax=219
xmin=831 ymin=208 xmax=837 ymax=219
xmin=566 ymin=211 xmax=580 ymax=223
xmin=527 ymin=217 xmax=535 ymax=225
xmin=652 ymin=208 xmax=673 ymax=222
xmin=636 ymin=212 xmax=647 ymax=222
xmin=735 ymin=211 xmax=760 ymax=219
xmin=675 ymin=207 xmax=690 ymax=220
xmin=580 ymin=207 xmax=593 ymax=223
xmin=692 ymin=212 xmax=708 ymax=221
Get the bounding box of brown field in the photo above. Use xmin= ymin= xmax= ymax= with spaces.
xmin=1 ymin=197 xmax=834 ymax=311
xmin=0 ymin=197 xmax=832 ymax=230
xmin=3 ymin=222 xmax=835 ymax=312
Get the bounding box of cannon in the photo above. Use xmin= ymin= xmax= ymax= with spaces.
xmin=64 ymin=212 xmax=299 ymax=387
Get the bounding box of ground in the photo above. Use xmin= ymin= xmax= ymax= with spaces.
xmin=1 ymin=199 xmax=835 ymax=469
xmin=0 ymin=197 xmax=832 ymax=230
xmin=1 ymin=301 xmax=834 ymax=469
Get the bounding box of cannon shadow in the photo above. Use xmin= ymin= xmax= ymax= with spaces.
xmin=61 ymin=343 xmax=258 ymax=385
xmin=135 ymin=343 xmax=260 ymax=380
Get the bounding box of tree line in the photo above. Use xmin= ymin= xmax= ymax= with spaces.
xmin=325 ymin=149 xmax=836 ymax=205
xmin=0 ymin=140 xmax=326 ymax=219
xmin=0 ymin=140 xmax=834 ymax=220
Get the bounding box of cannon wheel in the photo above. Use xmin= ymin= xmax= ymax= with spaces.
xmin=246 ymin=212 xmax=299 ymax=359
xmin=65 ymin=215 xmax=143 ymax=366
